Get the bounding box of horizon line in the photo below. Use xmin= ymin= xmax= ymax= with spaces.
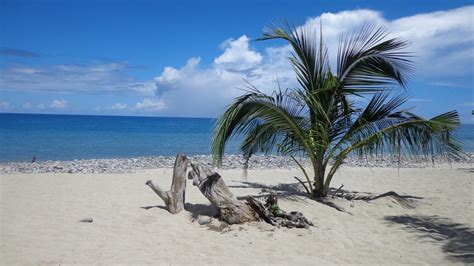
xmin=0 ymin=112 xmax=218 ymax=120
xmin=1 ymin=111 xmax=473 ymax=124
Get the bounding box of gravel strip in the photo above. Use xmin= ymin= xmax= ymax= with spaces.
xmin=1 ymin=153 xmax=472 ymax=174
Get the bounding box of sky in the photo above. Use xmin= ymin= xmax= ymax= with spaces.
xmin=0 ymin=0 xmax=473 ymax=123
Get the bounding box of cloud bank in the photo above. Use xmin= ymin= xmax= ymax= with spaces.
xmin=1 ymin=6 xmax=472 ymax=117
xmin=0 ymin=62 xmax=157 ymax=96
xmin=151 ymin=6 xmax=473 ymax=116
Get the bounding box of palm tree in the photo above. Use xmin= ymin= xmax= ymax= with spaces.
xmin=211 ymin=23 xmax=461 ymax=198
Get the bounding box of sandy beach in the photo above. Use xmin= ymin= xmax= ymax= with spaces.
xmin=1 ymin=162 xmax=473 ymax=264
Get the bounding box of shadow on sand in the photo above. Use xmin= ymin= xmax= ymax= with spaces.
xmin=230 ymin=181 xmax=352 ymax=214
xmin=140 ymin=205 xmax=167 ymax=211
xmin=457 ymin=167 xmax=474 ymax=173
xmin=327 ymin=187 xmax=423 ymax=201
xmin=316 ymin=199 xmax=353 ymax=214
xmin=384 ymin=215 xmax=474 ymax=263
xmin=229 ymin=181 xmax=308 ymax=201
xmin=184 ymin=202 xmax=218 ymax=219
xmin=141 ymin=203 xmax=218 ymax=220
xmin=230 ymin=181 xmax=424 ymax=214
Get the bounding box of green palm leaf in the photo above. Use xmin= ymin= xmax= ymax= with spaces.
xmin=212 ymin=21 xmax=461 ymax=198
xmin=337 ymin=23 xmax=413 ymax=94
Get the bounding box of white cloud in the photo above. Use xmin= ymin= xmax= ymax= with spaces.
xmin=11 ymin=67 xmax=41 ymax=74
xmin=152 ymin=57 xmax=250 ymax=116
xmin=110 ymin=103 xmax=127 ymax=110
xmin=303 ymin=9 xmax=385 ymax=49
xmin=50 ymin=99 xmax=68 ymax=109
xmin=135 ymin=98 xmax=166 ymax=112
xmin=400 ymin=6 xmax=474 ymax=74
xmin=214 ymin=35 xmax=263 ymax=71
xmin=300 ymin=6 xmax=474 ymax=77
xmin=408 ymin=98 xmax=433 ymax=102
xmin=0 ymin=62 xmax=156 ymax=96
xmin=151 ymin=38 xmax=296 ymax=117
xmin=22 ymin=102 xmax=32 ymax=109
xmin=458 ymin=102 xmax=474 ymax=107
xmin=429 ymin=81 xmax=467 ymax=89
xmin=0 ymin=101 xmax=10 ymax=110
xmin=129 ymin=81 xmax=158 ymax=96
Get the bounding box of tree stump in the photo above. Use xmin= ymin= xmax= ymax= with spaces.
xmin=145 ymin=154 xmax=188 ymax=214
xmin=187 ymin=163 xmax=258 ymax=224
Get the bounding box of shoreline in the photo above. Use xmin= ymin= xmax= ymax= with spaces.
xmin=1 ymin=152 xmax=473 ymax=174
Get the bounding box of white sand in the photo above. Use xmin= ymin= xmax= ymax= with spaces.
xmin=1 ymin=164 xmax=473 ymax=264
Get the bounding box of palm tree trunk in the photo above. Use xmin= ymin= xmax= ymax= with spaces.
xmin=312 ymin=159 xmax=327 ymax=198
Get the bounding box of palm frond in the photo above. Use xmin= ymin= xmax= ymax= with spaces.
xmin=329 ymin=93 xmax=408 ymax=155
xmin=258 ymin=21 xmax=331 ymax=94
xmin=334 ymin=110 xmax=461 ymax=167
xmin=322 ymin=110 xmax=461 ymax=190
xmin=337 ymin=23 xmax=413 ymax=94
xmin=211 ymin=88 xmax=313 ymax=166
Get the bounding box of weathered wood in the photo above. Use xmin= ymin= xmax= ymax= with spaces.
xmin=246 ymin=196 xmax=276 ymax=225
xmin=146 ymin=155 xmax=311 ymax=228
xmin=146 ymin=154 xmax=188 ymax=214
xmin=247 ymin=193 xmax=313 ymax=229
xmin=187 ymin=163 xmax=258 ymax=224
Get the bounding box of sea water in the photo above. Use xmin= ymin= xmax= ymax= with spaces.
xmin=0 ymin=113 xmax=472 ymax=162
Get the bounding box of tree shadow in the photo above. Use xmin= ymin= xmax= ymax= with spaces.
xmin=327 ymin=187 xmax=423 ymax=200
xmin=140 ymin=205 xmax=167 ymax=210
xmin=315 ymin=198 xmax=353 ymax=215
xmin=230 ymin=181 xmax=423 ymax=213
xmin=327 ymin=187 xmax=423 ymax=209
xmin=457 ymin=167 xmax=474 ymax=173
xmin=184 ymin=202 xmax=218 ymax=220
xmin=230 ymin=181 xmax=307 ymax=201
xmin=384 ymin=215 xmax=474 ymax=263
xmin=230 ymin=181 xmax=351 ymax=214
xmin=141 ymin=203 xmax=218 ymax=221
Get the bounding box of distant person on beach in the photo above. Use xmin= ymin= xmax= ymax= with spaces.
xmin=31 ymin=156 xmax=36 ymax=163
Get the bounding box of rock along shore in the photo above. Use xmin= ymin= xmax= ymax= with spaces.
xmin=1 ymin=153 xmax=473 ymax=174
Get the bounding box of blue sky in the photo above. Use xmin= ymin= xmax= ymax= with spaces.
xmin=0 ymin=0 xmax=473 ymax=123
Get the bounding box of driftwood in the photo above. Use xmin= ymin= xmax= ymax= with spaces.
xmin=187 ymin=163 xmax=258 ymax=224
xmin=145 ymin=154 xmax=188 ymax=214
xmin=247 ymin=193 xmax=313 ymax=229
xmin=145 ymin=154 xmax=313 ymax=228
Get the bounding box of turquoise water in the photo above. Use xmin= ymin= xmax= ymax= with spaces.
xmin=0 ymin=113 xmax=472 ymax=162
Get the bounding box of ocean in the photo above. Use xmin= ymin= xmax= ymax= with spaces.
xmin=0 ymin=113 xmax=472 ymax=162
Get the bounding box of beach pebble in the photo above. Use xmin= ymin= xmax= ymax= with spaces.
xmin=197 ymin=215 xmax=210 ymax=225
